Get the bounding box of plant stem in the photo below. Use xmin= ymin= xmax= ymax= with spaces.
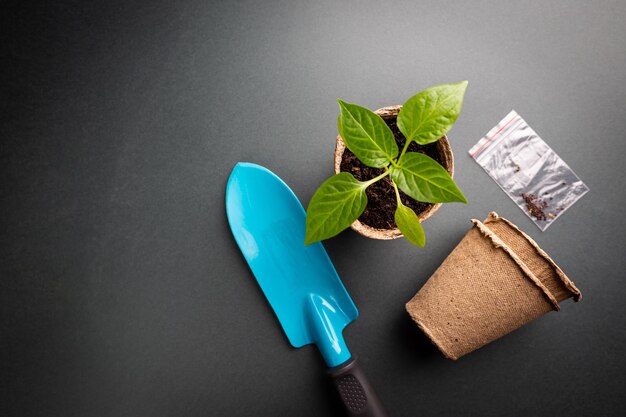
xmin=362 ymin=170 xmax=389 ymax=188
xmin=399 ymin=139 xmax=412 ymax=160
xmin=392 ymin=180 xmax=402 ymax=205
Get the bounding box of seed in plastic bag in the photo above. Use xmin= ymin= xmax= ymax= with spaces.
xmin=521 ymin=193 xmax=548 ymax=221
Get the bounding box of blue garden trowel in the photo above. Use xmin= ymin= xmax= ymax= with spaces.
xmin=226 ymin=162 xmax=388 ymax=417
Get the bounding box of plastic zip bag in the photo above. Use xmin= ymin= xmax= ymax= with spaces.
xmin=469 ymin=110 xmax=589 ymax=231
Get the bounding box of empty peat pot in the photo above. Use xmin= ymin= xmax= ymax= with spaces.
xmin=334 ymin=105 xmax=454 ymax=240
xmin=406 ymin=212 xmax=582 ymax=360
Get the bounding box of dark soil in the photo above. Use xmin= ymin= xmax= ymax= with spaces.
xmin=340 ymin=118 xmax=445 ymax=230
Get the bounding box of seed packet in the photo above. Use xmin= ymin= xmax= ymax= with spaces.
xmin=469 ymin=110 xmax=589 ymax=231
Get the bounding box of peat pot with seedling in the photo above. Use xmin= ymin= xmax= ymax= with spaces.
xmin=305 ymin=82 xmax=469 ymax=247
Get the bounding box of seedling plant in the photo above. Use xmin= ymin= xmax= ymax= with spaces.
xmin=305 ymin=81 xmax=468 ymax=247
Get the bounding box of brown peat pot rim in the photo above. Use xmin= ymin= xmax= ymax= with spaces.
xmin=333 ymin=105 xmax=455 ymax=240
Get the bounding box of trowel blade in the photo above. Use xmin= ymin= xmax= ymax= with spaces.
xmin=225 ymin=163 xmax=357 ymax=367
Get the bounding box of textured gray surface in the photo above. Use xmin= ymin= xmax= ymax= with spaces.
xmin=2 ymin=1 xmax=626 ymax=416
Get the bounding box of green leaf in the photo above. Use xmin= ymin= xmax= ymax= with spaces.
xmin=305 ymin=172 xmax=368 ymax=245
xmin=395 ymin=203 xmax=426 ymax=247
xmin=390 ymin=152 xmax=467 ymax=203
xmin=337 ymin=99 xmax=398 ymax=168
xmin=397 ymin=81 xmax=468 ymax=145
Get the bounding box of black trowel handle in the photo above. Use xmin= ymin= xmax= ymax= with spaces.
xmin=328 ymin=357 xmax=389 ymax=417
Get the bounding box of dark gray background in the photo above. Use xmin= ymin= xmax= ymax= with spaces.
xmin=2 ymin=1 xmax=625 ymax=416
